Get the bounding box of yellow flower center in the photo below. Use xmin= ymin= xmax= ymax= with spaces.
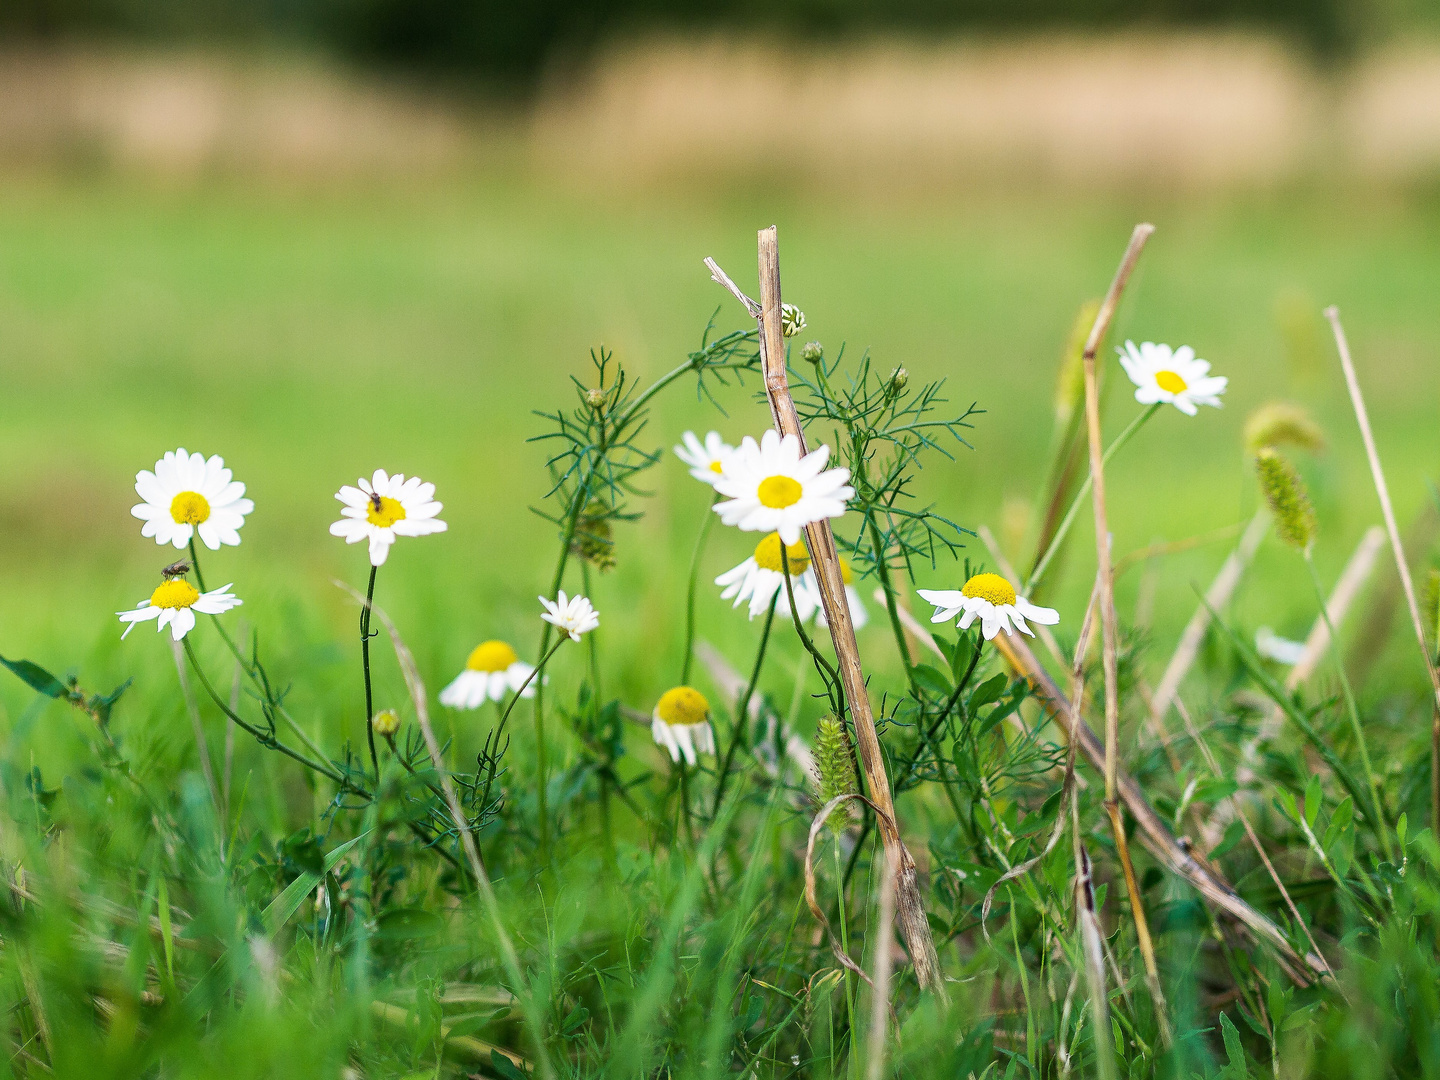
xmin=466 ymin=640 xmax=519 ymax=672
xmin=169 ymin=491 xmax=211 ymax=525
xmin=1155 ymin=370 xmax=1188 ymax=394
xmin=961 ymin=572 xmax=1017 ymax=607
xmin=839 ymin=557 xmax=854 ymax=585
xmin=149 ymin=579 xmax=200 ymax=610
xmin=366 ymin=495 xmax=407 ymax=528
xmin=709 ymin=460 xmax=724 ymax=474
xmin=757 ymin=475 xmax=803 ymax=509
xmin=753 ymin=532 xmax=811 ymax=574
xmin=656 ymin=686 xmax=710 ymax=726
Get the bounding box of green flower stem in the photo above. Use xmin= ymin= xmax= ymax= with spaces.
xmin=1304 ymin=550 xmax=1395 ymax=862
xmin=681 ymin=496 xmax=720 ymax=685
xmin=833 ymin=837 xmax=859 ymax=1066
xmin=712 ymin=595 xmax=777 ymax=817
xmin=360 ymin=564 xmax=380 ymax=784
xmin=866 ymin=515 xmax=918 ymax=697
xmin=780 ymin=547 xmax=845 ymax=719
xmin=187 ymin=537 xmax=208 ymax=592
xmin=1026 ymin=403 xmax=1161 ymax=594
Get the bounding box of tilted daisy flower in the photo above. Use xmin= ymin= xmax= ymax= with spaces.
xmin=713 ymin=431 xmax=853 ymax=545
xmin=132 ymin=448 xmax=254 ymax=551
xmin=330 ymin=469 xmax=446 ymax=567
xmin=540 ymin=590 xmax=599 ymax=642
xmin=651 ymin=686 xmax=716 ymax=766
xmin=438 ymin=640 xmax=538 ymax=708
xmin=1118 ymin=341 xmax=1227 ymax=416
xmin=918 ymin=572 xmax=1058 ymax=641
xmin=118 ymin=576 xmax=242 ymax=641
xmin=674 ymin=431 xmax=734 ymax=487
xmin=716 ymin=532 xmax=821 ymax=621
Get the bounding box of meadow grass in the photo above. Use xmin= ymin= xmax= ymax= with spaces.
xmin=3 ymin=170 xmax=1440 ymax=1076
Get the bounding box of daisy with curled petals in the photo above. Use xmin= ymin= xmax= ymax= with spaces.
xmin=118 ymin=576 xmax=242 ymax=642
xmin=540 ymin=591 xmax=599 ymax=642
xmin=330 ymin=469 xmax=446 ymax=567
xmin=1118 ymin=341 xmax=1227 ymax=416
xmin=651 ymin=686 xmax=716 ymax=766
xmin=918 ymin=572 xmax=1058 ymax=641
xmin=439 ymin=641 xmax=539 ymax=709
xmin=132 ymin=448 xmax=254 ymax=551
xmin=716 ymin=533 xmax=821 ymax=621
xmin=674 ymin=431 xmax=734 ymax=487
xmin=713 ymin=430 xmax=853 ymax=545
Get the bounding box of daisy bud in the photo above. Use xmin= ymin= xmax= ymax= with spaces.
xmin=781 ymin=303 xmax=806 ymax=338
xmin=1244 ymin=401 xmax=1325 ymax=456
xmin=887 ymin=367 xmax=908 ymax=396
xmin=1255 ymin=448 xmax=1317 ymax=552
xmin=371 ymin=709 xmax=400 ymax=737
xmin=813 ymin=716 xmax=858 ymax=834
xmin=586 ymin=388 xmax=607 ymax=410
xmin=801 ymin=341 xmax=824 ymax=364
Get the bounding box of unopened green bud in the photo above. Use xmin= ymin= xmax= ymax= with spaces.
xmin=888 ymin=366 xmax=909 ymax=394
xmin=1244 ymin=401 xmax=1325 ymax=456
xmin=585 ymin=388 xmax=606 ymax=410
xmin=781 ymin=303 xmax=806 ymax=338
xmin=814 ymin=716 xmax=858 ymax=833
xmin=372 ymin=709 xmax=400 ymax=737
xmin=1256 ymin=448 xmax=1316 ymax=552
xmin=801 ymin=341 xmax=824 ymax=364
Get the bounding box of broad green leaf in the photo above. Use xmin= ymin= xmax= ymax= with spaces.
xmin=0 ymin=655 xmax=67 ymax=699
xmin=1221 ymin=1011 xmax=1247 ymax=1077
xmin=1304 ymin=775 xmax=1322 ymax=828
xmin=262 ymin=831 xmax=371 ymax=934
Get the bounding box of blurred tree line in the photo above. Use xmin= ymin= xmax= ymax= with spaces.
xmin=1 ymin=0 xmax=1435 ymax=87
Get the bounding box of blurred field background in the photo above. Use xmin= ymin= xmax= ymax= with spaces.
xmin=5 ymin=0 xmax=1440 ymax=771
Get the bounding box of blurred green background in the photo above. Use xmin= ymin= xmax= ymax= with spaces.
xmin=3 ymin=2 xmax=1440 ymax=774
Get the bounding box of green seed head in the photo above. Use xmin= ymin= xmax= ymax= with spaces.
xmin=801 ymin=341 xmax=824 ymax=364
xmin=1256 ymin=448 xmax=1317 ymax=552
xmin=1244 ymin=401 xmax=1325 ymax=456
xmin=814 ymin=716 xmax=858 ymax=833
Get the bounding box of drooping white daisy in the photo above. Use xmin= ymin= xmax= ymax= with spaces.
xmin=713 ymin=431 xmax=853 ymax=545
xmin=1118 ymin=341 xmax=1227 ymax=416
xmin=918 ymin=572 xmax=1059 ymax=641
xmin=674 ymin=431 xmax=734 ymax=486
xmin=131 ymin=448 xmax=254 ymax=551
xmin=540 ymin=590 xmax=599 ymax=642
xmin=651 ymin=686 xmax=716 ymax=766
xmin=716 ymin=532 xmax=821 ymax=621
xmin=438 ymin=640 xmax=538 ymax=709
xmin=1255 ymin=626 xmax=1306 ymax=666
xmin=118 ymin=577 xmax=242 ymax=641
xmin=330 ymin=469 xmax=447 ymax=567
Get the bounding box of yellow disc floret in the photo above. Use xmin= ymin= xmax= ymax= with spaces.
xmin=466 ymin=640 xmax=519 ymax=673
xmin=757 ymin=475 xmax=803 ymax=509
xmin=753 ymin=532 xmax=811 ymax=574
xmin=655 ymin=686 xmax=710 ymax=726
xmin=366 ymin=495 xmax=407 ymax=528
xmin=150 ymin=579 xmax=201 ymax=610
xmin=961 ymin=572 xmax=1017 ymax=607
xmin=709 ymin=460 xmax=724 ymax=474
xmin=169 ymin=491 xmax=211 ymax=525
xmin=1155 ymin=370 xmax=1188 ymax=394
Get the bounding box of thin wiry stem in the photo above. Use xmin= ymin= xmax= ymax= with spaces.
xmin=360 ymin=564 xmax=380 ymax=784
xmin=681 ymin=496 xmax=719 ymax=685
xmin=712 ymin=595 xmax=777 ymax=816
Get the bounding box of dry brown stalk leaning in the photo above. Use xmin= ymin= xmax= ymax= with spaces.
xmin=990 ymin=628 xmax=1329 ymax=985
xmin=1326 ymin=306 xmax=1440 ymax=835
xmin=705 ymin=228 xmax=947 ymax=1000
xmin=1078 ymin=223 xmax=1170 ymax=1037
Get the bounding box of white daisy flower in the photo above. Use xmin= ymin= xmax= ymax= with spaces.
xmin=918 ymin=572 xmax=1059 ymax=641
xmin=674 ymin=431 xmax=734 ymax=487
xmin=540 ymin=590 xmax=599 ymax=642
xmin=651 ymin=686 xmax=716 ymax=766
xmin=131 ymin=448 xmax=254 ymax=551
xmin=716 ymin=532 xmax=821 ymax=621
xmin=713 ymin=431 xmax=853 ymax=545
xmin=1118 ymin=341 xmax=1227 ymax=416
xmin=438 ymin=640 xmax=538 ymax=708
xmin=781 ymin=304 xmax=806 ymax=338
xmin=1255 ymin=626 xmax=1306 ymax=666
xmin=118 ymin=577 xmax=242 ymax=641
xmin=330 ymin=469 xmax=447 ymax=567
xmin=812 ymin=557 xmax=869 ymax=630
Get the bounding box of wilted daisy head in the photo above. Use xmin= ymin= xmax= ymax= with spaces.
xmin=713 ymin=431 xmax=853 ymax=546
xmin=132 ymin=448 xmax=254 ymax=551
xmin=780 ymin=304 xmax=806 ymax=338
xmin=438 ymin=640 xmax=538 ymax=709
xmin=651 ymin=686 xmax=716 ymax=766
xmin=715 ymin=532 xmax=820 ymax=621
xmin=1118 ymin=341 xmax=1227 ymax=416
xmin=118 ymin=575 xmax=242 ymax=642
xmin=674 ymin=431 xmax=734 ymax=487
xmin=540 ymin=591 xmax=599 ymax=642
xmin=918 ymin=572 xmax=1059 ymax=641
xmin=330 ymin=469 xmax=446 ymax=567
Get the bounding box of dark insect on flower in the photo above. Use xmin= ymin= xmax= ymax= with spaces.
xmin=161 ymin=560 xmax=191 ymax=579
xmin=369 ymin=490 xmax=384 ymax=513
